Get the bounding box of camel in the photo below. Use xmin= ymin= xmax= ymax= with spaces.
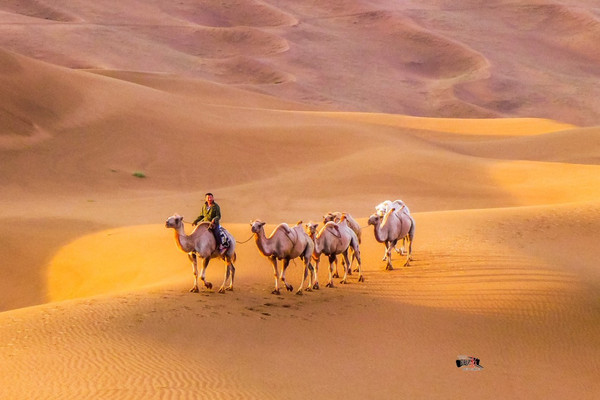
xmin=322 ymin=211 xmax=362 ymax=275
xmin=165 ymin=214 xmax=236 ymax=293
xmin=250 ymin=220 xmax=315 ymax=295
xmin=374 ymin=200 xmax=415 ymax=259
xmin=323 ymin=211 xmax=362 ymax=243
xmin=368 ymin=207 xmax=414 ymax=270
xmin=305 ymin=217 xmax=364 ymax=288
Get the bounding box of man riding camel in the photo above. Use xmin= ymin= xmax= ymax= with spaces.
xmin=193 ymin=192 xmax=227 ymax=255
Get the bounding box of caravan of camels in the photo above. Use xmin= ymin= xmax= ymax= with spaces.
xmin=165 ymin=199 xmax=414 ymax=295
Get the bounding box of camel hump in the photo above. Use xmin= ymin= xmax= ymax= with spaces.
xmin=277 ymin=223 xmax=292 ymax=235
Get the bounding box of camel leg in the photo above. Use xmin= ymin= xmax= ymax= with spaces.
xmin=349 ymin=249 xmax=360 ymax=274
xmin=296 ymin=259 xmax=308 ymax=295
xmin=304 ymin=261 xmax=314 ymax=292
xmin=269 ymin=257 xmax=281 ymax=295
xmin=332 ymin=256 xmax=340 ymax=278
xmin=280 ymin=258 xmax=294 ymax=292
xmin=385 ymin=241 xmax=394 ymax=270
xmin=407 ymin=218 xmax=415 ymax=261
xmin=339 ymin=250 xmax=351 ymax=284
xmin=200 ymin=258 xmax=213 ymax=289
xmin=399 ymin=236 xmax=407 ymax=255
xmin=326 ymin=254 xmax=336 ymax=288
xmin=218 ymin=264 xmax=230 ymax=294
xmin=312 ymin=256 xmax=320 ymax=290
xmin=219 ymin=257 xmax=235 ymax=293
xmin=352 ymin=244 xmax=365 ymax=283
xmin=188 ymin=253 xmax=200 ymax=293
xmin=343 ymin=253 xmax=352 ymax=276
xmin=227 ymin=259 xmax=236 ymax=291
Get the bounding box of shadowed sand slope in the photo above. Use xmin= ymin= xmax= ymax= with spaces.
xmin=0 ymin=1 xmax=599 ymax=399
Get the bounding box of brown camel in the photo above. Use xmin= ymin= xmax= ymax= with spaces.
xmin=305 ymin=219 xmax=364 ymax=288
xmin=165 ymin=214 xmax=236 ymax=293
xmin=368 ymin=207 xmax=414 ymax=270
xmin=250 ymin=220 xmax=315 ymax=295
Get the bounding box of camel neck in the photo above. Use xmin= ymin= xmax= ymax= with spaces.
xmin=254 ymin=228 xmax=273 ymax=257
xmin=372 ymin=221 xmax=385 ymax=242
xmin=174 ymin=227 xmax=194 ymax=253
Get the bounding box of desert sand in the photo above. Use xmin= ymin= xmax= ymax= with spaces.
xmin=1 ymin=1 xmax=599 ymax=399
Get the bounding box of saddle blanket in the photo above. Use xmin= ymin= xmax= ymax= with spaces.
xmin=219 ymin=227 xmax=230 ymax=248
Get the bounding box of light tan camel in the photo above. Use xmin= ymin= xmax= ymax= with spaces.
xmin=250 ymin=220 xmax=315 ymax=295
xmin=323 ymin=212 xmax=362 ymax=242
xmin=305 ymin=218 xmax=364 ymax=288
xmin=165 ymin=214 xmax=236 ymax=293
xmin=322 ymin=211 xmax=362 ymax=276
xmin=368 ymin=207 xmax=414 ymax=270
xmin=375 ymin=200 xmax=415 ymax=260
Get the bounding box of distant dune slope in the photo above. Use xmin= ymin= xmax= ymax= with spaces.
xmin=0 ymin=0 xmax=599 ymax=124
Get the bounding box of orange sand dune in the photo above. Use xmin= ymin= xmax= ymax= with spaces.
xmin=1 ymin=1 xmax=599 ymax=399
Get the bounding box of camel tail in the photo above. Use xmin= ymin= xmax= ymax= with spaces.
xmin=408 ymin=216 xmax=416 ymax=241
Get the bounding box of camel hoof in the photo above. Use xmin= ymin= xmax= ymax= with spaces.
xmin=332 ymin=273 xmax=339 ymax=278
xmin=385 ymin=266 xmax=394 ymax=271
xmin=295 ymin=290 xmax=303 ymax=296
xmin=340 ymin=280 xmax=347 ymax=284
xmin=312 ymin=283 xmax=320 ymax=290
xmin=358 ymin=275 xmax=365 ymax=283
xmin=326 ymin=282 xmax=334 ymax=288
xmin=226 ymin=287 xmax=234 ymax=291
xmin=271 ymin=289 xmax=281 ymax=295
xmin=305 ymin=287 xmax=313 ymax=292
xmin=286 ymin=285 xmax=293 ymax=292
xmin=190 ymin=287 xmax=199 ymax=293
xmin=218 ymin=287 xmax=225 ymax=294
xmin=353 ymin=267 xmax=359 ymax=272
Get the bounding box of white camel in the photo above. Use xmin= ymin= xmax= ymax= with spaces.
xmin=322 ymin=211 xmax=362 ymax=275
xmin=375 ymin=199 xmax=415 ymax=259
xmin=250 ymin=220 xmax=315 ymax=295
xmin=165 ymin=214 xmax=236 ymax=293
xmin=305 ymin=217 xmax=364 ymax=288
xmin=368 ymin=207 xmax=414 ymax=270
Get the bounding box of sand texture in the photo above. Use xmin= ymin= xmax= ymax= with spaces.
xmin=1 ymin=1 xmax=599 ymax=399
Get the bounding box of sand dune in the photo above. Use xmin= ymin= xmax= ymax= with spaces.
xmin=2 ymin=0 xmax=600 ymax=123
xmin=0 ymin=1 xmax=599 ymax=399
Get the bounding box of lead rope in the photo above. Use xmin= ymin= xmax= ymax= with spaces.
xmin=236 ymin=233 xmax=254 ymax=244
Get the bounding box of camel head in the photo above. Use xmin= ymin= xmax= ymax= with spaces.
xmin=165 ymin=214 xmax=184 ymax=229
xmin=323 ymin=211 xmax=340 ymax=224
xmin=250 ymin=220 xmax=266 ymax=234
xmin=304 ymin=222 xmax=319 ymax=237
xmin=367 ymin=213 xmax=381 ymax=226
